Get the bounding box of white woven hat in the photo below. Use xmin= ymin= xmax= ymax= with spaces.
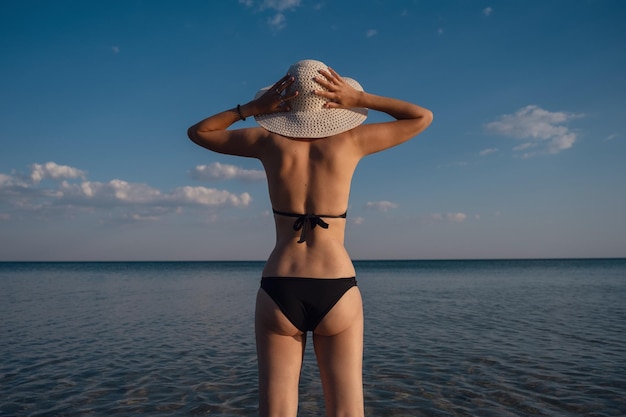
xmin=254 ymin=60 xmax=368 ymax=138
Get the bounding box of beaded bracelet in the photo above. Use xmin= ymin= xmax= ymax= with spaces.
xmin=236 ymin=104 xmax=246 ymax=121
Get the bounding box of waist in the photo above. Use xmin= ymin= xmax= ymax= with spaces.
xmin=261 ymin=276 xmax=356 ymax=281
xmin=263 ymin=242 xmax=355 ymax=278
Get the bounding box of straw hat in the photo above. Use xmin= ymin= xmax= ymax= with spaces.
xmin=254 ymin=60 xmax=368 ymax=138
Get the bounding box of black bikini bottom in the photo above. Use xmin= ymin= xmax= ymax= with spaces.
xmin=260 ymin=277 xmax=357 ymax=332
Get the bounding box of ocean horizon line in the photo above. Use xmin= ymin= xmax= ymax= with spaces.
xmin=1 ymin=257 xmax=624 ymax=264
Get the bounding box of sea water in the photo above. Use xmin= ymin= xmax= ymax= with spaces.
xmin=1 ymin=259 xmax=625 ymax=416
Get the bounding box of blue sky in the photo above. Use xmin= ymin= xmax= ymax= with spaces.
xmin=1 ymin=0 xmax=625 ymax=261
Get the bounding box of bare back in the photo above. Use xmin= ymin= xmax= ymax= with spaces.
xmin=187 ymin=66 xmax=432 ymax=279
xmin=258 ymin=128 xmax=361 ymax=278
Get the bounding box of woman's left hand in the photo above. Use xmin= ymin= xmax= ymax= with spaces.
xmin=314 ymin=67 xmax=364 ymax=109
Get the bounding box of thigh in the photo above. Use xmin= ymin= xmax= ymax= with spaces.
xmin=313 ymin=287 xmax=364 ymax=417
xmin=255 ymin=288 xmax=306 ymax=417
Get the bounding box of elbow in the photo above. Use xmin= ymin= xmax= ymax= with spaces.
xmin=422 ymin=109 xmax=434 ymax=126
xmin=187 ymin=126 xmax=199 ymax=145
xmin=186 ymin=126 xmax=221 ymax=153
xmin=418 ymin=109 xmax=434 ymax=133
xmin=406 ymin=109 xmax=433 ymax=138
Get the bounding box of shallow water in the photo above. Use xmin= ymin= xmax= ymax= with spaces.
xmin=1 ymin=259 xmax=625 ymax=416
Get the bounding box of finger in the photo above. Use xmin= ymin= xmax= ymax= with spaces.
xmin=281 ymin=74 xmax=295 ymax=90
xmin=313 ymin=89 xmax=332 ymax=99
xmin=282 ymin=90 xmax=299 ymax=102
xmin=276 ymin=73 xmax=292 ymax=86
xmin=317 ymin=68 xmax=335 ymax=83
xmin=313 ymin=75 xmax=334 ymax=90
xmin=274 ymin=98 xmax=292 ymax=112
xmin=269 ymin=75 xmax=287 ymax=91
xmin=326 ymin=67 xmax=342 ymax=81
xmin=271 ymin=74 xmax=293 ymax=92
xmin=321 ymin=67 xmax=343 ymax=86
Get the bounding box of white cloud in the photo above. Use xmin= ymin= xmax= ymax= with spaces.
xmin=241 ymin=0 xmax=301 ymax=30
xmin=190 ymin=162 xmax=265 ymax=182
xmin=268 ymin=13 xmax=286 ymax=29
xmin=171 ymin=187 xmax=251 ymax=207
xmin=123 ymin=213 xmax=160 ymax=222
xmin=485 ymin=105 xmax=584 ymax=157
xmin=479 ymin=148 xmax=498 ymax=156
xmin=513 ymin=142 xmax=536 ymax=152
xmin=60 ymin=179 xmax=162 ymax=204
xmin=352 ymin=216 xmax=365 ymax=225
xmin=240 ymin=0 xmax=301 ymax=10
xmin=431 ymin=212 xmax=468 ymax=223
xmin=448 ymin=212 xmax=467 ymax=222
xmin=30 ymin=162 xmax=86 ymax=183
xmin=0 ymin=173 xmax=16 ymax=187
xmin=1 ymin=162 xmax=254 ymax=223
xmin=110 ymin=179 xmax=160 ymax=203
xmin=365 ymin=201 xmax=398 ymax=212
xmin=483 ymin=7 xmax=493 ymax=16
xmin=259 ymin=0 xmax=300 ymax=11
xmin=59 ymin=180 xmax=251 ymax=208
xmin=603 ymin=133 xmax=619 ymax=142
xmin=366 ymin=29 xmax=378 ymax=38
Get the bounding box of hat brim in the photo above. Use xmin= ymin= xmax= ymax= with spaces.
xmin=253 ymin=78 xmax=368 ymax=138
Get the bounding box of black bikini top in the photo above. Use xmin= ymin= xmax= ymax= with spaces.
xmin=272 ymin=208 xmax=347 ymax=243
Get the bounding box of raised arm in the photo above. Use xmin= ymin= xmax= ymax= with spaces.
xmin=187 ymin=74 xmax=297 ymax=158
xmin=314 ymin=68 xmax=433 ymax=156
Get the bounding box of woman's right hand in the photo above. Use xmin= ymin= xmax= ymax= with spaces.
xmin=251 ymin=74 xmax=298 ymax=116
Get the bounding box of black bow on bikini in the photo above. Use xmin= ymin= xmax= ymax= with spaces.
xmin=272 ymin=209 xmax=347 ymax=243
xmin=292 ymin=214 xmax=330 ymax=232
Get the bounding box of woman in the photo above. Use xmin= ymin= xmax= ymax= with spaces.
xmin=188 ymin=59 xmax=432 ymax=417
